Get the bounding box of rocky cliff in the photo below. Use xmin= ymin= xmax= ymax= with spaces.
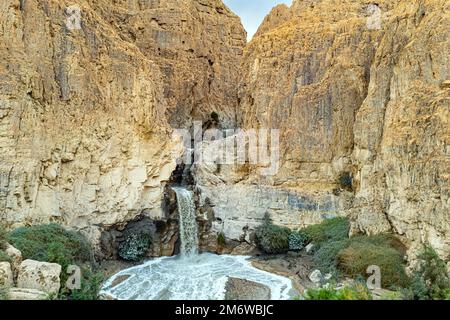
xmin=0 ymin=0 xmax=448 ymax=262
xmin=0 ymin=0 xmax=245 ymax=256
xmin=226 ymin=0 xmax=449 ymax=260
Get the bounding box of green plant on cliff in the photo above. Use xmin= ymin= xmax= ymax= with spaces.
xmin=338 ymin=172 xmax=353 ymax=191
xmin=118 ymin=232 xmax=152 ymax=262
xmin=403 ymin=246 xmax=450 ymax=300
xmin=217 ymin=232 xmax=226 ymax=247
xmin=255 ymin=218 xmax=291 ymax=254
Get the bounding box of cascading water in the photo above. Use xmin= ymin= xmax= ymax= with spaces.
xmin=100 ymin=186 xmax=295 ymax=300
xmin=171 ymin=187 xmax=198 ymax=256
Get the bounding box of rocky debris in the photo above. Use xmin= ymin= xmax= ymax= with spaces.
xmin=308 ymin=270 xmax=332 ymax=284
xmin=17 ymin=260 xmax=62 ymax=295
xmin=7 ymin=288 xmax=47 ymax=300
xmin=231 ymin=243 xmax=260 ymax=256
xmin=225 ymin=277 xmax=271 ymax=300
xmin=0 ymin=262 xmax=13 ymax=287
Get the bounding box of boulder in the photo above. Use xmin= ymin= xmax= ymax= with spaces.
xmin=308 ymin=269 xmax=322 ymax=283
xmin=17 ymin=260 xmax=61 ymax=294
xmin=7 ymin=288 xmax=47 ymax=300
xmin=0 ymin=262 xmax=13 ymax=287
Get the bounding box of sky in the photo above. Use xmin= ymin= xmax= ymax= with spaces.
xmin=223 ymin=0 xmax=293 ymax=41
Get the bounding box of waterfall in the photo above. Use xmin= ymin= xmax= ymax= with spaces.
xmin=171 ymin=187 xmax=199 ymax=256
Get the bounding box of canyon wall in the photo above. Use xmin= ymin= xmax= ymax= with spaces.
xmin=0 ymin=0 xmax=448 ymax=261
xmin=0 ymin=0 xmax=246 ymax=256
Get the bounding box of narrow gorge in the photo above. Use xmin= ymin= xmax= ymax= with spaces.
xmin=0 ymin=0 xmax=449 ymax=301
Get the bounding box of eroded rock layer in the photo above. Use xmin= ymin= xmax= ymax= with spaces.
xmin=232 ymin=0 xmax=449 ymax=259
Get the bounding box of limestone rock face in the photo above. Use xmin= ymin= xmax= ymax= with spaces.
xmin=89 ymin=0 xmax=247 ymax=128
xmin=17 ymin=260 xmax=62 ymax=295
xmin=232 ymin=0 xmax=449 ymax=260
xmin=0 ymin=0 xmax=245 ymax=250
xmin=0 ymin=262 xmax=14 ymax=287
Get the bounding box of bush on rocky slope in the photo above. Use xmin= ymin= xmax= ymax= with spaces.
xmin=300 ymin=217 xmax=350 ymax=249
xmin=255 ymin=219 xmax=291 ymax=254
xmin=297 ymin=218 xmax=409 ymax=288
xmin=288 ymin=231 xmax=308 ymax=251
xmin=403 ymin=246 xmax=450 ymax=300
xmin=8 ymin=224 xmax=92 ymax=269
xmin=118 ymin=232 xmax=152 ymax=262
xmin=337 ymin=235 xmax=409 ymax=288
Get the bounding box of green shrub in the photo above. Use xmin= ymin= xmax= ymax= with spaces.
xmin=302 ymin=221 xmax=408 ymax=289
xmin=0 ymin=226 xmax=7 ymax=248
xmin=255 ymin=220 xmax=291 ymax=254
xmin=337 ymin=235 xmax=409 ymax=288
xmin=118 ymin=232 xmax=152 ymax=262
xmin=288 ymin=231 xmax=308 ymax=251
xmin=302 ymin=217 xmax=349 ymax=248
xmin=312 ymin=239 xmax=350 ymax=275
xmin=304 ymin=283 xmax=372 ymax=300
xmin=0 ymin=251 xmax=11 ymax=263
xmin=405 ymin=246 xmax=450 ymax=300
xmin=8 ymin=224 xmax=92 ymax=267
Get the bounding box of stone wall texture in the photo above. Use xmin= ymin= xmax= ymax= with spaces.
xmin=0 ymin=0 xmax=448 ymax=262
xmin=230 ymin=0 xmax=449 ymax=260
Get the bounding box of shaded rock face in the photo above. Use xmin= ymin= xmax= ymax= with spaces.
xmin=0 ymin=0 xmax=245 ymax=253
xmin=230 ymin=0 xmax=449 ymax=260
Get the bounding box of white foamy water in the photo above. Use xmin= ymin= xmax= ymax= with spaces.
xmin=100 ymin=253 xmax=294 ymax=300
xmin=172 ymin=187 xmax=198 ymax=256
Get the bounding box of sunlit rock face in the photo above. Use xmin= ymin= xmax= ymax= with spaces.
xmin=0 ymin=0 xmax=245 ymax=250
xmin=0 ymin=0 xmax=448 ymax=263
xmin=230 ymin=0 xmax=450 ymax=260
xmin=88 ymin=0 xmax=247 ymax=128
